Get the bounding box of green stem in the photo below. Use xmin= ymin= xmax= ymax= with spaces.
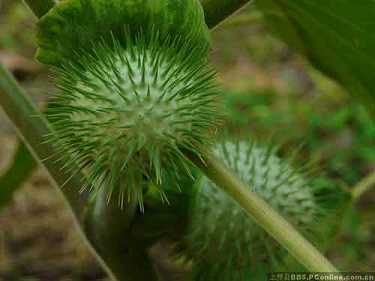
xmin=221 ymin=12 xmax=262 ymax=28
xmin=85 ymin=189 xmax=159 ymax=281
xmin=0 ymin=64 xmax=87 ymax=215
xmin=201 ymin=0 xmax=252 ymax=28
xmin=351 ymin=170 xmax=375 ymax=201
xmin=23 ymin=0 xmax=55 ymax=18
xmin=0 ymin=142 xmax=37 ymax=211
xmin=17 ymin=2 xmax=143 ymax=280
xmin=187 ymin=149 xmax=338 ymax=272
xmin=0 ymin=63 xmax=122 ymax=280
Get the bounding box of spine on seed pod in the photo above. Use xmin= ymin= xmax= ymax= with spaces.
xmin=187 ymin=140 xmax=331 ymax=280
xmin=36 ymin=0 xmax=220 ymax=208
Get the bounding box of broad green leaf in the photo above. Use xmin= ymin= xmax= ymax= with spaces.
xmin=256 ymin=0 xmax=375 ymax=115
xmin=36 ymin=0 xmax=210 ymax=65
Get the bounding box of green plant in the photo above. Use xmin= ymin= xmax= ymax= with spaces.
xmin=188 ymin=140 xmax=326 ymax=280
xmin=0 ymin=142 xmax=36 ymax=210
xmin=1 ymin=0 xmax=374 ymax=280
xmin=46 ymin=33 xmax=218 ymax=208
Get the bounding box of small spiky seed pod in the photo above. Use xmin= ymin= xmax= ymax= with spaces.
xmin=188 ymin=141 xmax=323 ymax=280
xmin=37 ymin=0 xmax=217 ymax=208
xmin=46 ymin=33 xmax=219 ymax=208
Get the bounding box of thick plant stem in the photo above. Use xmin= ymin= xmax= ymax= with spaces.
xmin=0 ymin=142 xmax=37 ymax=211
xmin=23 ymin=0 xmax=55 ymax=18
xmin=18 ymin=2 xmax=145 ymax=280
xmin=0 ymin=64 xmax=87 ymax=216
xmin=85 ymin=189 xmax=159 ymax=281
xmin=351 ymin=170 xmax=375 ymax=201
xmin=221 ymin=12 xmax=262 ymax=28
xmin=201 ymin=0 xmax=252 ymax=28
xmin=0 ymin=64 xmax=120 ymax=280
xmin=187 ymin=149 xmax=338 ymax=272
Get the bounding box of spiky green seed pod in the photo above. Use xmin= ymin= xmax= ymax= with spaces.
xmin=188 ymin=141 xmax=324 ymax=280
xmin=45 ymin=30 xmax=218 ymax=208
xmin=37 ymin=0 xmax=220 ymax=208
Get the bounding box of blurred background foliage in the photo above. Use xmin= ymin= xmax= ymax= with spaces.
xmin=0 ymin=1 xmax=374 ymax=280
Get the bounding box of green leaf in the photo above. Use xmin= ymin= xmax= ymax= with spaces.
xmin=256 ymin=0 xmax=375 ymax=115
xmin=36 ymin=0 xmax=210 ymax=65
xmin=0 ymin=142 xmax=37 ymax=210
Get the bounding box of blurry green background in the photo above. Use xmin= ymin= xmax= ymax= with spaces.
xmin=0 ymin=1 xmax=374 ymax=280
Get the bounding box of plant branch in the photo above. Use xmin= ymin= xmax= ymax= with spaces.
xmin=23 ymin=0 xmax=55 ymax=18
xmin=221 ymin=12 xmax=262 ymax=28
xmin=85 ymin=189 xmax=159 ymax=281
xmin=351 ymin=170 xmax=375 ymax=201
xmin=201 ymin=0 xmax=252 ymax=28
xmin=0 ymin=142 xmax=37 ymax=211
xmin=187 ymin=149 xmax=338 ymax=272
xmin=0 ymin=63 xmax=124 ymax=280
xmin=15 ymin=3 xmax=141 ymax=280
xmin=0 ymin=68 xmax=120 ymax=278
xmin=0 ymin=64 xmax=87 ymax=216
